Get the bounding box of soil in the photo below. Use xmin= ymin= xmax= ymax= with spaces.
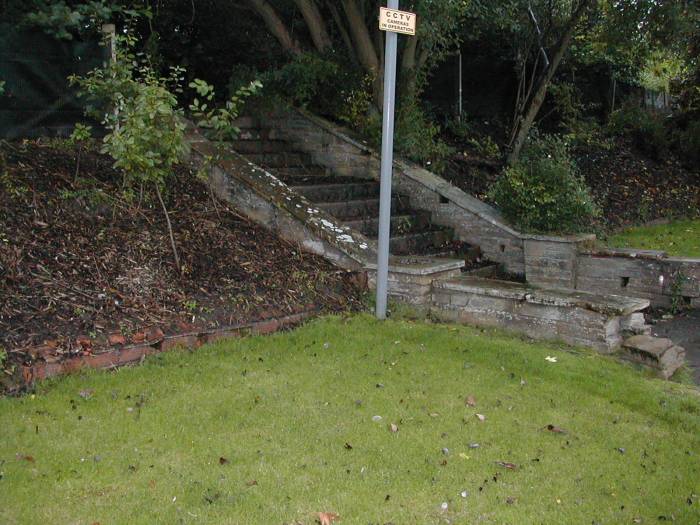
xmin=441 ymin=136 xmax=700 ymax=231
xmin=0 ymin=140 xmax=364 ymax=362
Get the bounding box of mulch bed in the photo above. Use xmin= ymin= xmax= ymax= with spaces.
xmin=0 ymin=140 xmax=364 ymax=381
xmin=442 ymin=137 xmax=700 ymax=231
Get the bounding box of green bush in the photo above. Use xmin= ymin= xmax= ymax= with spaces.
xmin=260 ymin=53 xmax=355 ymax=116
xmin=489 ymin=133 xmax=599 ymax=234
xmin=608 ymin=106 xmax=668 ymax=159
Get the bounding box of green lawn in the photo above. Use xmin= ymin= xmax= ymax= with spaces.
xmin=1 ymin=315 xmax=699 ymax=524
xmin=607 ymin=218 xmax=700 ymax=258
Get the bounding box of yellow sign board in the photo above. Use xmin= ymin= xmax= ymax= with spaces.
xmin=379 ymin=7 xmax=416 ymax=36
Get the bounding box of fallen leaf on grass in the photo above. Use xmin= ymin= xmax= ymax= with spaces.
xmin=344 ymin=442 xmax=353 ymax=450
xmin=389 ymin=423 xmax=399 ymax=433
xmin=79 ymin=389 xmax=94 ymax=400
xmin=546 ymin=424 xmax=566 ymax=434
xmin=316 ymin=512 xmax=340 ymax=525
xmin=16 ymin=454 xmax=34 ymax=462
xmin=545 ymin=356 xmax=558 ymax=363
xmin=246 ymin=480 xmax=258 ymax=487
xmin=218 ymin=457 xmax=229 ymax=465
xmin=475 ymin=413 xmax=486 ymax=422
xmin=495 ymin=461 xmax=517 ymax=470
xmin=465 ymin=395 xmax=477 ymax=407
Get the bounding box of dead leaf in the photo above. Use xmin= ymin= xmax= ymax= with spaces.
xmin=219 ymin=457 xmax=229 ymax=465
xmin=496 ymin=461 xmax=517 ymax=470
xmin=465 ymin=395 xmax=477 ymax=407
xmin=79 ymin=389 xmax=94 ymax=400
xmin=16 ymin=454 xmax=34 ymax=463
xmin=246 ymin=480 xmax=258 ymax=487
xmin=316 ymin=512 xmax=340 ymax=525
xmin=344 ymin=442 xmax=353 ymax=450
xmin=546 ymin=424 xmax=566 ymax=434
xmin=506 ymin=496 xmax=517 ymax=505
xmin=475 ymin=413 xmax=486 ymax=422
xmin=389 ymin=423 xmax=399 ymax=433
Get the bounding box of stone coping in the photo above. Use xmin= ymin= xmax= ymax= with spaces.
xmin=584 ymin=246 xmax=700 ymax=264
xmin=434 ymin=276 xmax=650 ymax=316
xmin=364 ymin=256 xmax=465 ymax=275
xmin=187 ymin=128 xmax=377 ymax=266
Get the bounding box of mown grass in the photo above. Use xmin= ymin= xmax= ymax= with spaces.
xmin=1 ymin=315 xmax=699 ymax=524
xmin=607 ymin=218 xmax=700 ymax=258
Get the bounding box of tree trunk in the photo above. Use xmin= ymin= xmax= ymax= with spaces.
xmin=246 ymin=0 xmax=302 ymax=56
xmin=507 ymin=0 xmax=596 ymax=165
xmin=341 ymin=0 xmax=382 ymax=107
xmin=294 ymin=0 xmax=332 ymax=52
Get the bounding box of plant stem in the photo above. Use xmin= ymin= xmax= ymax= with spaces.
xmin=155 ymin=183 xmax=181 ymax=274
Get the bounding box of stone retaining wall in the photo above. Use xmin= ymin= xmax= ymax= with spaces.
xmin=256 ymin=109 xmax=700 ymax=307
xmin=431 ymin=277 xmax=651 ymax=354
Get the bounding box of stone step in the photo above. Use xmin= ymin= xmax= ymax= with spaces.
xmin=243 ymin=152 xmax=312 ymax=168
xmin=237 ymin=127 xmax=280 ymax=141
xmin=621 ymin=335 xmax=686 ymax=379
xmin=232 ymin=139 xmax=293 ymax=154
xmin=391 ymin=229 xmax=454 ymax=256
xmin=343 ymin=212 xmax=432 ymax=237
xmin=317 ymin=197 xmax=402 ymax=220
xmin=273 ymin=166 xmax=333 ymax=178
xmin=292 ymin=182 xmax=379 ymax=203
xmin=431 ymin=276 xmax=651 ymax=353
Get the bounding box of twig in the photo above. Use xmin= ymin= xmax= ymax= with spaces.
xmin=155 ymin=183 xmax=181 ymax=275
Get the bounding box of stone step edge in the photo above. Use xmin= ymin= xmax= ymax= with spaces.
xmin=620 ymin=335 xmax=686 ymax=379
xmin=434 ymin=276 xmax=650 ymax=317
xmin=16 ymin=309 xmax=320 ymax=392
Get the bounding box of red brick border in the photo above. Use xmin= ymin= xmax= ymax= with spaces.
xmin=14 ymin=310 xmax=318 ymax=391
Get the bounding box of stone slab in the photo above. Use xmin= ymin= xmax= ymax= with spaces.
xmin=622 ymin=335 xmax=674 ymax=357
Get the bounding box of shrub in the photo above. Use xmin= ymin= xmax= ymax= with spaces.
xmin=260 ymin=53 xmax=355 ymax=117
xmin=608 ymin=106 xmax=668 ymax=159
xmin=489 ymin=133 xmax=599 ymax=234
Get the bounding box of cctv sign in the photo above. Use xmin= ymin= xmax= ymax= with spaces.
xmin=379 ymin=7 xmax=416 ymax=36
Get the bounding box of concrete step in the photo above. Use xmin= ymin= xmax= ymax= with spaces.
xmin=621 ymin=335 xmax=686 ymax=379
xmin=292 ymin=182 xmax=379 ymax=203
xmin=343 ymin=212 xmax=432 ymax=237
xmin=431 ymin=276 xmax=651 ymax=354
xmin=391 ymin=229 xmax=454 ymax=256
xmin=237 ymin=127 xmax=279 ymax=141
xmin=243 ymin=152 xmax=312 ymax=168
xmin=317 ymin=197 xmax=402 ymax=220
xmin=231 ymin=139 xmax=293 ymax=154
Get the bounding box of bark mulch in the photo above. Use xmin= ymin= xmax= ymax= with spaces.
xmin=0 ymin=139 xmax=364 ymax=380
xmin=441 ymin=136 xmax=700 ymax=231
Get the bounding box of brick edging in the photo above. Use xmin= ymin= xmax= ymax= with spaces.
xmin=17 ymin=310 xmax=319 ymax=390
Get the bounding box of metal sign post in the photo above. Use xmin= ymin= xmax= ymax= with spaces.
xmin=376 ymin=1 xmax=416 ymax=320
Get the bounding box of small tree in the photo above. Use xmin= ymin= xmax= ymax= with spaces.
xmin=70 ymin=32 xmax=189 ymax=272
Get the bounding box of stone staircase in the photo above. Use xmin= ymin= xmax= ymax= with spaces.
xmin=232 ymin=131 xmax=463 ymax=258
xmin=190 ymin=117 xmax=688 ymax=380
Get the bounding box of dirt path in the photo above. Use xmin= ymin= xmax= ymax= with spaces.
xmin=652 ymin=310 xmax=700 ymax=384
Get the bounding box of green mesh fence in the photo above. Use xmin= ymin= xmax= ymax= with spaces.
xmin=0 ymin=24 xmax=105 ymax=139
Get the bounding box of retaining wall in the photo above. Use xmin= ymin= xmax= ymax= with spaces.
xmin=255 ymin=109 xmax=700 ymax=307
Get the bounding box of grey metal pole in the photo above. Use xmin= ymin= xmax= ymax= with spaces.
xmin=375 ymin=0 xmax=399 ymax=320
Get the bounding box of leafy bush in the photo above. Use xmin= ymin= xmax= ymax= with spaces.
xmin=340 ymin=88 xmax=452 ymax=173
xmin=70 ymin=33 xmax=188 ymax=198
xmin=260 ymin=53 xmax=353 ymax=116
xmin=489 ymin=133 xmax=599 ymax=234
xmin=608 ymin=106 xmax=668 ymax=159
